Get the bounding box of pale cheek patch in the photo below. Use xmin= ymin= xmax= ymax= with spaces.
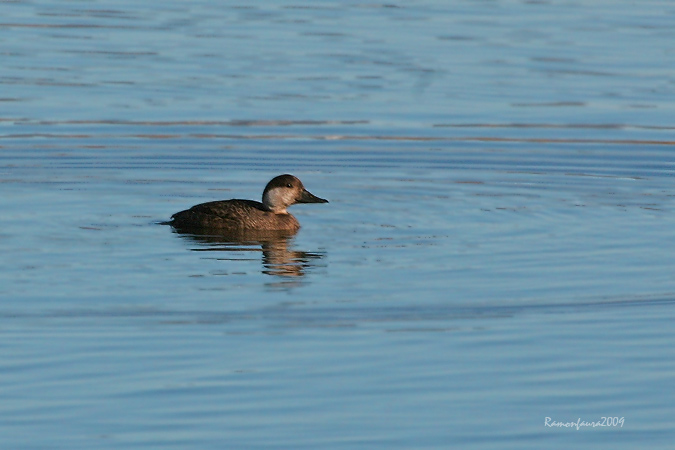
xmin=263 ymin=187 xmax=283 ymax=207
xmin=263 ymin=187 xmax=295 ymax=212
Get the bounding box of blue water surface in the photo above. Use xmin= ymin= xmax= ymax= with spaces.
xmin=1 ymin=1 xmax=675 ymax=449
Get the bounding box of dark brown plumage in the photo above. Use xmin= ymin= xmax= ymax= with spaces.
xmin=168 ymin=174 xmax=328 ymax=232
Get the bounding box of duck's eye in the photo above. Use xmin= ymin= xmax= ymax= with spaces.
xmin=286 ymin=183 xmax=293 ymax=188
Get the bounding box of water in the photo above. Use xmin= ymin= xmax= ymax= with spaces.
xmin=2 ymin=1 xmax=675 ymax=449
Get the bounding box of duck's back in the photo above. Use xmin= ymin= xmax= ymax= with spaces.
xmin=170 ymin=199 xmax=300 ymax=231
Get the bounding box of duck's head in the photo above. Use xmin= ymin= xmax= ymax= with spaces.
xmin=262 ymin=174 xmax=328 ymax=214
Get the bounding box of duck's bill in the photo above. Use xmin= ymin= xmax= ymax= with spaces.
xmin=297 ymin=189 xmax=329 ymax=204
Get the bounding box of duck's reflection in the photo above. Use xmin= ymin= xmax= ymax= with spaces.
xmin=172 ymin=228 xmax=325 ymax=278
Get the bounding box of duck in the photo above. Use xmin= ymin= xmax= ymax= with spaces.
xmin=167 ymin=174 xmax=328 ymax=232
